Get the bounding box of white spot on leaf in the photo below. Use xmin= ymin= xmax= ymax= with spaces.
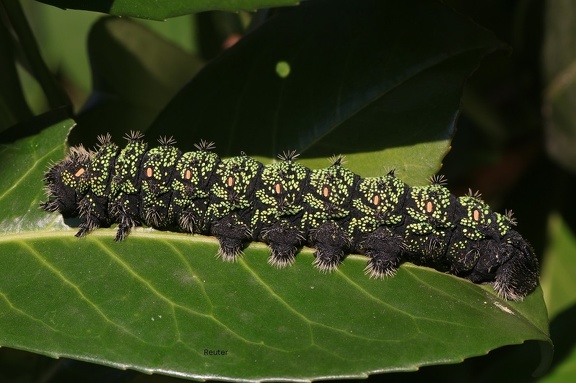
xmin=493 ymin=301 xmax=515 ymax=315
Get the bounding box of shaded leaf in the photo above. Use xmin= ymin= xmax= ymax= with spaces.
xmin=0 ymin=14 xmax=33 ymax=131
xmin=541 ymin=302 xmax=576 ymax=383
xmin=3 ymin=0 xmax=70 ymax=111
xmin=149 ymin=0 xmax=503 ymax=185
xmin=538 ymin=213 xmax=576 ymax=383
xmin=543 ymin=0 xmax=576 ymax=173
xmin=34 ymin=0 xmax=300 ymax=21
xmin=541 ymin=213 xmax=576 ymax=319
xmin=23 ymin=2 xmax=101 ymax=96
xmin=72 ymin=17 xmax=203 ymax=145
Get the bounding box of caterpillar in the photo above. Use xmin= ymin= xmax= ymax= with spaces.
xmin=40 ymin=132 xmax=539 ymax=301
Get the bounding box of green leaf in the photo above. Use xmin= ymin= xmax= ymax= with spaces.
xmin=34 ymin=0 xmax=300 ymax=21
xmin=23 ymin=2 xmax=101 ymax=96
xmin=541 ymin=213 xmax=576 ymax=319
xmin=538 ymin=213 xmax=576 ymax=383
xmin=149 ymin=0 xmax=503 ymax=186
xmin=0 ymin=13 xmax=33 ymax=131
xmin=22 ymin=1 xmax=199 ymax=104
xmin=72 ymin=17 xmax=203 ymax=144
xmin=0 ymin=118 xmax=552 ymax=381
xmin=3 ymin=0 xmax=70 ymax=112
xmin=0 ymin=231 xmax=551 ymax=381
xmin=0 ymin=0 xmax=552 ymax=380
xmin=0 ymin=119 xmax=73 ymax=233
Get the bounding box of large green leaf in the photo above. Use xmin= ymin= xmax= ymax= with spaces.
xmin=0 ymin=120 xmax=551 ymax=381
xmin=0 ymin=0 xmax=552 ymax=380
xmin=0 ymin=230 xmax=551 ymax=381
xmin=35 ymin=0 xmax=300 ymax=20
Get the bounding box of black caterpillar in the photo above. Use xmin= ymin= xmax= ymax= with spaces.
xmin=41 ymin=132 xmax=539 ymax=301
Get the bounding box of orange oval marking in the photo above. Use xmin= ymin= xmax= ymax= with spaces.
xmin=184 ymin=169 xmax=191 ymax=180
xmin=473 ymin=209 xmax=480 ymax=221
xmin=146 ymin=167 xmax=153 ymax=178
xmin=322 ymin=186 xmax=330 ymax=198
xmin=227 ymin=176 xmax=235 ymax=187
xmin=74 ymin=168 xmax=85 ymax=177
xmin=274 ymin=182 xmax=282 ymax=194
xmin=372 ymin=194 xmax=380 ymax=206
xmin=425 ymin=200 xmax=434 ymax=213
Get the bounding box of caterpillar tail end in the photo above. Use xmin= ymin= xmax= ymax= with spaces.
xmin=493 ymin=231 xmax=539 ymax=301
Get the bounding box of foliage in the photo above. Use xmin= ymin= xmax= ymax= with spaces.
xmin=1 ymin=0 xmax=575 ymax=382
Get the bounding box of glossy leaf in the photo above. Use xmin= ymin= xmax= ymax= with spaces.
xmin=149 ymin=0 xmax=503 ymax=186
xmin=0 ymin=229 xmax=551 ymax=381
xmin=34 ymin=0 xmax=300 ymax=21
xmin=0 ymin=0 xmax=552 ymax=381
xmin=72 ymin=17 xmax=203 ymax=143
xmin=0 ymin=117 xmax=551 ymax=381
xmin=0 ymin=120 xmax=73 ymax=233
xmin=23 ymin=2 xmax=100 ymax=96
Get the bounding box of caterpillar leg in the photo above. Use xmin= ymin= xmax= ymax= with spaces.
xmin=75 ymin=194 xmax=109 ymax=238
xmin=113 ymin=223 xmax=130 ymax=241
xmin=75 ymin=223 xmax=95 ymax=238
xmin=109 ymin=197 xmax=139 ymax=241
xmin=361 ymin=227 xmax=405 ymax=278
xmin=178 ymin=209 xmax=201 ymax=234
xmin=75 ymin=214 xmax=107 ymax=238
xmin=310 ymin=221 xmax=351 ymax=272
xmin=261 ymin=222 xmax=304 ymax=268
xmin=212 ymin=215 xmax=251 ymax=262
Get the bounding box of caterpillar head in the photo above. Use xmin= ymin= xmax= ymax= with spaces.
xmin=457 ymin=195 xmax=539 ymax=301
xmin=491 ymin=214 xmax=539 ymax=301
xmin=40 ymin=146 xmax=91 ymax=217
